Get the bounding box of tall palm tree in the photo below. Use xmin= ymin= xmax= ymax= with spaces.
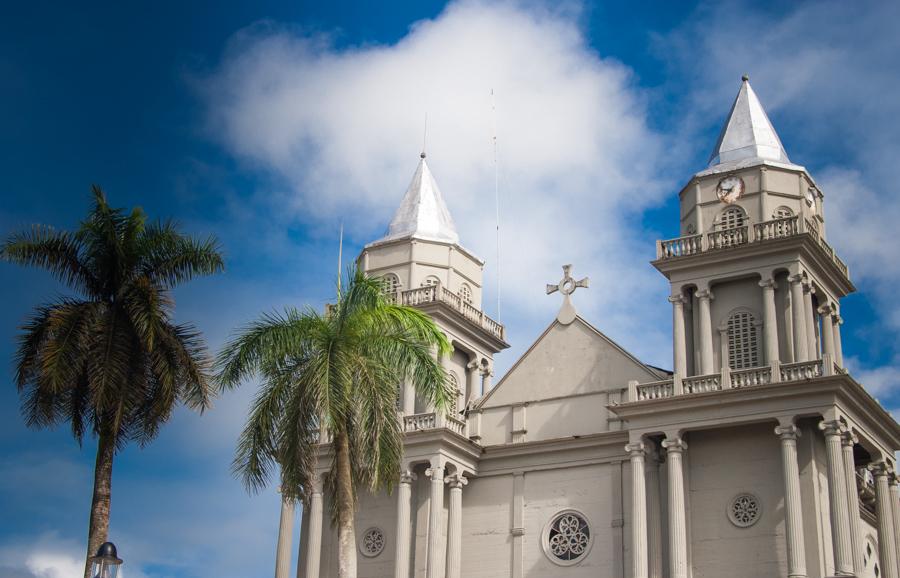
xmin=1 ymin=186 xmax=224 ymax=577
xmin=217 ymin=268 xmax=453 ymax=578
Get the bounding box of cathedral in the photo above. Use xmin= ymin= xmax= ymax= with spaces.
xmin=284 ymin=78 xmax=900 ymax=578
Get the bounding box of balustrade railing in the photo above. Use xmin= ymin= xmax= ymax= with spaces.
xmin=683 ymin=373 xmax=721 ymax=394
xmin=403 ymin=412 xmax=437 ymax=432
xmin=780 ymin=360 xmax=823 ymax=381
xmin=394 ymin=285 xmax=505 ymax=341
xmin=730 ymin=366 xmax=772 ymax=388
xmin=446 ymin=416 xmax=467 ymax=436
xmin=635 ymin=379 xmax=675 ymax=401
xmin=657 ymin=216 xmax=850 ymax=278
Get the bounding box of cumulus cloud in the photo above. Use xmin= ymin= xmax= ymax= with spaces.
xmin=196 ymin=0 xmax=674 ymax=368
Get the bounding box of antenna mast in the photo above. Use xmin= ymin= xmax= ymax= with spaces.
xmin=492 ymin=89 xmax=501 ymax=320
xmin=337 ymin=221 xmax=344 ymax=296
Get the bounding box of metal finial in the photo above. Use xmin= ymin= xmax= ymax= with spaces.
xmin=742 ymin=74 xmax=750 ymax=82
xmin=546 ymin=264 xmax=589 ymax=325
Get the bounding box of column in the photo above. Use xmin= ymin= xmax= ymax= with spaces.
xmin=661 ymin=437 xmax=689 ymax=578
xmin=394 ymin=471 xmax=416 ymax=578
xmin=445 ymin=474 xmax=467 ymax=578
xmin=789 ymin=275 xmax=808 ymax=362
xmin=832 ymin=315 xmax=844 ymax=368
xmin=819 ymin=305 xmax=836 ymax=363
xmin=466 ymin=360 xmax=479 ymax=404
xmin=891 ymin=475 xmax=900 ymax=578
xmin=819 ymin=420 xmax=853 ymax=575
xmin=697 ymin=290 xmax=715 ymax=375
xmin=873 ymin=463 xmax=899 ymax=578
xmin=481 ymin=365 xmax=493 ymax=395
xmin=804 ymin=283 xmax=818 ymax=359
xmin=841 ymin=433 xmax=863 ymax=575
xmin=760 ymin=279 xmax=780 ymax=364
xmin=275 ymin=490 xmax=295 ymax=578
xmin=775 ymin=423 xmax=808 ymax=578
xmin=303 ymin=478 xmax=324 ymax=578
xmin=627 ymin=442 xmax=649 ymax=578
xmin=403 ymin=381 xmax=415 ymax=415
xmin=425 ymin=461 xmax=446 ymax=578
xmin=669 ymin=295 xmax=687 ymax=378
xmin=647 ymin=446 xmax=663 ymax=578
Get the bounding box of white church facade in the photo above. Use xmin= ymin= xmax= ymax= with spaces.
xmin=288 ymin=78 xmax=900 ymax=578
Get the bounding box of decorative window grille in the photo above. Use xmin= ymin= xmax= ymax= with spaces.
xmin=863 ymin=538 xmax=881 ymax=578
xmin=448 ymin=372 xmax=460 ymax=414
xmin=459 ymin=283 xmax=473 ymax=303
xmin=727 ymin=311 xmax=760 ymax=369
xmin=717 ymin=207 xmax=747 ymax=230
xmin=542 ymin=510 xmax=592 ymax=566
xmin=360 ymin=527 xmax=385 ymax=557
xmin=773 ymin=206 xmax=794 ymax=219
xmin=422 ymin=275 xmax=440 ymax=287
xmin=727 ymin=493 xmax=761 ymax=527
xmin=381 ymin=273 xmax=400 ymax=295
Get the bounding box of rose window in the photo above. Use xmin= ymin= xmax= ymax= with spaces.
xmin=360 ymin=527 xmax=385 ymax=557
xmin=728 ymin=493 xmax=761 ymax=527
xmin=543 ymin=511 xmax=592 ymax=565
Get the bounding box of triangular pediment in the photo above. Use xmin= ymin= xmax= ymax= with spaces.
xmin=480 ymin=316 xmax=666 ymax=408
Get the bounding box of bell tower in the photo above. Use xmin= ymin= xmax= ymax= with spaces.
xmin=358 ymin=153 xmax=509 ymax=424
xmin=654 ymin=76 xmax=854 ymax=388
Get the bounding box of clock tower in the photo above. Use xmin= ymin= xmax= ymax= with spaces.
xmin=654 ymin=76 xmax=854 ymax=386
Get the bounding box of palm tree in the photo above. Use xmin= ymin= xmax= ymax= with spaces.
xmin=1 ymin=186 xmax=224 ymax=577
xmin=217 ymin=268 xmax=453 ymax=578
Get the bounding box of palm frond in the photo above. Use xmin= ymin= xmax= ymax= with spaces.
xmin=1 ymin=225 xmax=98 ymax=296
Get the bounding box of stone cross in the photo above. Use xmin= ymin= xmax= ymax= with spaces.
xmin=547 ymin=264 xmax=589 ymax=325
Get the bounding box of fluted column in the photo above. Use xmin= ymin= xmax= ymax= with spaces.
xmin=394 ymin=470 xmax=416 ymax=578
xmin=425 ymin=461 xmax=446 ymax=578
xmin=832 ymin=315 xmax=844 ymax=368
xmin=760 ymin=279 xmax=780 ymax=363
xmin=669 ymin=295 xmax=687 ymax=378
xmin=627 ymin=442 xmax=648 ymax=578
xmin=697 ymin=290 xmax=715 ymax=374
xmin=841 ymin=433 xmax=863 ymax=574
xmin=466 ymin=360 xmax=479 ymax=404
xmin=819 ymin=420 xmax=853 ymax=575
xmin=647 ymin=446 xmax=663 ymax=578
xmin=891 ymin=475 xmax=900 ymax=577
xmin=775 ymin=423 xmax=807 ymax=578
xmin=302 ymin=478 xmax=324 ymax=578
xmin=276 ymin=490 xmax=295 ymax=578
xmin=445 ymin=474 xmax=467 ymax=578
xmin=804 ymin=283 xmax=818 ymax=359
xmin=661 ymin=437 xmax=688 ymax=578
xmin=402 ymin=380 xmax=415 ymax=415
xmin=819 ymin=305 xmax=836 ymax=362
xmin=481 ymin=365 xmax=493 ymax=396
xmin=789 ymin=275 xmax=808 ymax=362
xmin=873 ymin=463 xmax=899 ymax=578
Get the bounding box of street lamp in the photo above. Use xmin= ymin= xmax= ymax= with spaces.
xmin=88 ymin=542 xmax=123 ymax=578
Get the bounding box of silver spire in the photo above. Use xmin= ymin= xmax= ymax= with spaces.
xmin=708 ymin=76 xmax=791 ymax=167
xmin=377 ymin=153 xmax=459 ymax=245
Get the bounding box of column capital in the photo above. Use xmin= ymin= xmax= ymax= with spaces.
xmin=668 ymin=294 xmax=686 ymax=305
xmin=759 ymin=278 xmax=777 ymax=290
xmin=841 ymin=431 xmax=858 ymax=448
xmin=445 ymin=473 xmax=468 ymax=489
xmin=399 ymin=470 xmax=418 ymax=484
xmin=819 ymin=419 xmax=847 ymax=437
xmin=788 ymin=273 xmax=805 ymax=284
xmin=696 ymin=289 xmax=714 ymax=301
xmin=818 ymin=303 xmax=834 ymax=316
xmin=425 ymin=467 xmax=445 ymax=481
xmin=309 ymin=473 xmax=324 ymax=494
xmin=889 ymin=473 xmax=900 ymax=487
xmin=834 ymin=314 xmax=844 ymax=325
xmin=661 ymin=437 xmax=688 ymax=453
xmin=466 ymin=359 xmax=480 ymax=371
xmin=775 ymin=424 xmax=801 ymax=440
xmin=870 ymin=461 xmax=894 ymax=478
xmin=625 ymin=441 xmax=646 ymax=457
xmin=803 ymin=282 xmax=815 ymax=295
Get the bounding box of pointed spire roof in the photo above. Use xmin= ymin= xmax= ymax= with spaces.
xmin=375 ymin=153 xmax=460 ymax=245
xmin=708 ymin=76 xmax=791 ymax=167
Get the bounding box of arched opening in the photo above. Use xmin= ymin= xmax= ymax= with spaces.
xmin=459 ymin=283 xmax=473 ymax=304
xmin=726 ymin=309 xmax=760 ymax=369
xmin=380 ymin=273 xmax=400 ymax=296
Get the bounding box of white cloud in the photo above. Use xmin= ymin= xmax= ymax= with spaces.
xmin=196 ymin=0 xmax=674 ymax=369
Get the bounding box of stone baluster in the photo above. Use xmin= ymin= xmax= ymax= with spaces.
xmin=760 ymin=279 xmax=780 ymax=364
xmin=661 ymin=437 xmax=689 ymax=578
xmin=841 ymin=433 xmax=863 ymax=574
xmin=445 ymin=473 xmax=467 ymax=578
xmin=697 ymin=290 xmax=715 ymax=375
xmin=275 ymin=489 xmax=295 ymax=578
xmin=819 ymin=420 xmax=854 ymax=576
xmin=775 ymin=423 xmax=807 ymax=578
xmin=872 ymin=463 xmax=900 ymax=578
xmin=302 ymin=476 xmax=324 ymax=578
xmin=647 ymin=445 xmax=663 ymax=578
xmin=394 ymin=470 xmax=416 ymax=578
xmin=669 ymin=295 xmax=687 ymax=380
xmin=425 ymin=461 xmax=446 ymax=578
xmin=627 ymin=442 xmax=648 ymax=578
xmin=788 ymin=275 xmax=809 ymax=362
xmin=832 ymin=314 xmax=844 ymax=368
xmin=803 ymin=283 xmax=818 ymax=359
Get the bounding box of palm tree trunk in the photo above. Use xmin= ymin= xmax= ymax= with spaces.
xmin=83 ymin=429 xmax=115 ymax=578
xmin=334 ymin=430 xmax=357 ymax=578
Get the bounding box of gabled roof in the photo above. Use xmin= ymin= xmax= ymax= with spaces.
xmin=707 ymin=76 xmax=792 ymax=169
xmin=371 ymin=153 xmax=459 ymax=246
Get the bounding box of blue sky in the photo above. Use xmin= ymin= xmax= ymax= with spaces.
xmin=1 ymin=1 xmax=898 ymax=576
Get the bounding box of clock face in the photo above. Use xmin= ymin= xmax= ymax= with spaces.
xmin=805 ymin=188 xmax=816 ymax=209
xmin=717 ymin=176 xmax=745 ymax=204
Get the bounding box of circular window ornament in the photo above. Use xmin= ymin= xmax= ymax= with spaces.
xmin=360 ymin=527 xmax=385 ymax=557
xmin=728 ymin=493 xmax=762 ymax=528
xmin=541 ymin=509 xmax=593 ymax=566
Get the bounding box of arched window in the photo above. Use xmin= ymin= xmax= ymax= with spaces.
xmin=380 ymin=273 xmax=400 ymax=295
xmin=727 ymin=310 xmax=760 ymax=369
xmin=717 ymin=207 xmax=747 ymax=230
xmin=459 ymin=283 xmax=473 ymax=303
xmin=421 ymin=275 xmax=440 ymax=288
xmin=772 ymin=206 xmax=794 ymax=219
